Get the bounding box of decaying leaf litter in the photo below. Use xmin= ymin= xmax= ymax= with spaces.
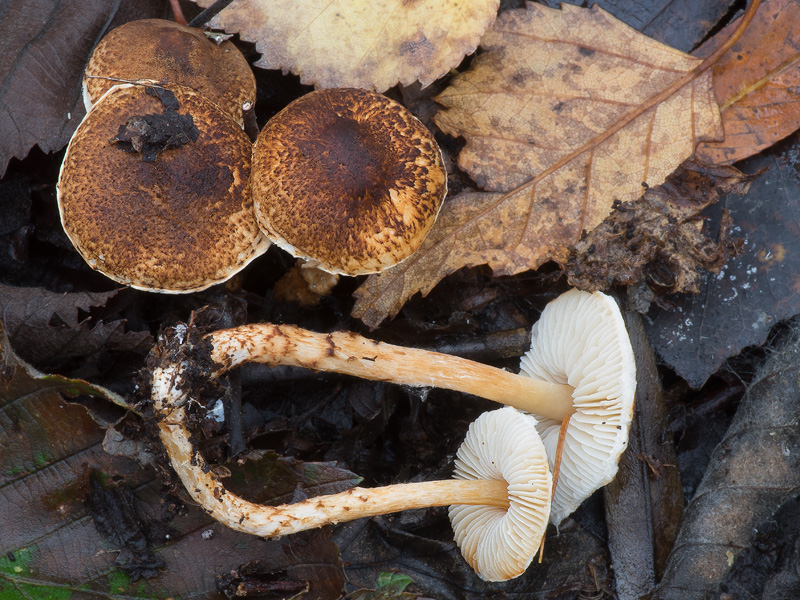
xmin=4 ymin=0 xmax=800 ymax=597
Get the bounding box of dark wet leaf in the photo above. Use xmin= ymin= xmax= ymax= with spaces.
xmin=335 ymin=516 xmax=612 ymax=600
xmin=216 ymin=531 xmax=345 ymax=600
xmin=645 ymin=137 xmax=800 ymax=387
xmin=720 ymin=496 xmax=800 ymax=599
xmin=565 ymin=158 xmax=756 ymax=296
xmin=0 ymin=284 xmax=152 ymax=369
xmin=85 ymin=474 xmax=163 ymax=580
xmin=650 ymin=324 xmax=800 ymax=600
xmin=0 ymin=0 xmax=167 ymax=175
xmin=542 ymin=0 xmax=732 ymax=51
xmin=604 ymin=313 xmax=683 ymax=599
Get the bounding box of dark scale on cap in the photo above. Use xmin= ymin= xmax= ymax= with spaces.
xmin=252 ymin=88 xmax=447 ymax=276
xmin=57 ymin=83 xmax=269 ymax=292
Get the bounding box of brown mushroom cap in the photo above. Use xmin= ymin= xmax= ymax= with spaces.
xmin=83 ymin=19 xmax=256 ymax=126
xmin=57 ymin=82 xmax=269 ymax=293
xmin=251 ymin=88 xmax=447 ymax=276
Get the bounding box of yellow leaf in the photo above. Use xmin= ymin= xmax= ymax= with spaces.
xmin=191 ymin=0 xmax=500 ymax=92
xmin=352 ymin=3 xmax=724 ymax=327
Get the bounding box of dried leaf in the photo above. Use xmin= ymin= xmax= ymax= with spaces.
xmin=645 ymin=141 xmax=800 ymax=388
xmin=0 ymin=284 xmax=152 ymax=369
xmin=650 ymin=324 xmax=800 ymax=600
xmin=190 ymin=0 xmax=500 ymax=92
xmin=565 ymin=158 xmax=756 ymax=295
xmin=0 ymin=0 xmax=166 ymax=175
xmin=353 ymin=3 xmax=723 ymax=327
xmin=435 ymin=3 xmax=721 ymax=193
xmin=695 ymin=0 xmax=800 ymax=164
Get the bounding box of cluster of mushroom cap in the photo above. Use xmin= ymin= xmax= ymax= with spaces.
xmin=59 ymin=19 xmax=448 ymax=293
xmin=59 ymin=19 xmax=267 ymax=293
xmin=150 ymin=288 xmax=637 ymax=581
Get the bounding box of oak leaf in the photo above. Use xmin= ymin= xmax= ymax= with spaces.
xmin=353 ymin=3 xmax=723 ymax=327
xmin=695 ymin=0 xmax=800 ymax=164
xmin=190 ymin=0 xmax=500 ymax=92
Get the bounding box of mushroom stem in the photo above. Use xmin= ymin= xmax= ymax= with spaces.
xmin=208 ymin=323 xmax=576 ymax=422
xmin=154 ymin=364 xmax=509 ymax=538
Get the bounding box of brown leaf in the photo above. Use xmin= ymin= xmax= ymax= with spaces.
xmin=695 ymin=0 xmax=800 ymax=165
xmin=0 ymin=0 xmax=167 ymax=175
xmin=353 ymin=3 xmax=723 ymax=327
xmin=434 ymin=4 xmax=721 ymax=193
xmin=564 ymin=158 xmax=757 ymax=295
xmin=190 ymin=0 xmax=500 ymax=92
xmin=0 ymin=284 xmax=152 ymax=369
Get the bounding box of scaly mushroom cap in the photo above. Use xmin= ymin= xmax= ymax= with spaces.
xmin=251 ymin=88 xmax=447 ymax=276
xmin=450 ymin=406 xmax=552 ymax=581
xmin=83 ymin=19 xmax=256 ymax=126
xmin=519 ymin=289 xmax=636 ymax=525
xmin=57 ymin=82 xmax=269 ymax=293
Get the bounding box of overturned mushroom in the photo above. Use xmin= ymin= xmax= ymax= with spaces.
xmin=152 ymin=341 xmax=552 ymax=584
xmin=520 ymin=289 xmax=636 ymax=525
xmin=202 ymin=288 xmax=635 ymax=522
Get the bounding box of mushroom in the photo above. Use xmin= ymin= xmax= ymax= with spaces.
xmin=57 ymin=82 xmax=269 ymax=293
xmin=83 ymin=19 xmax=256 ymax=126
xmin=201 ymin=288 xmax=635 ymax=522
xmin=152 ymin=334 xmax=552 ymax=582
xmin=251 ymin=88 xmax=447 ymax=276
xmin=519 ymin=289 xmax=637 ymax=525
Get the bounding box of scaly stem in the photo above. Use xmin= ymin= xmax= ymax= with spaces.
xmin=208 ymin=323 xmax=576 ymax=421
